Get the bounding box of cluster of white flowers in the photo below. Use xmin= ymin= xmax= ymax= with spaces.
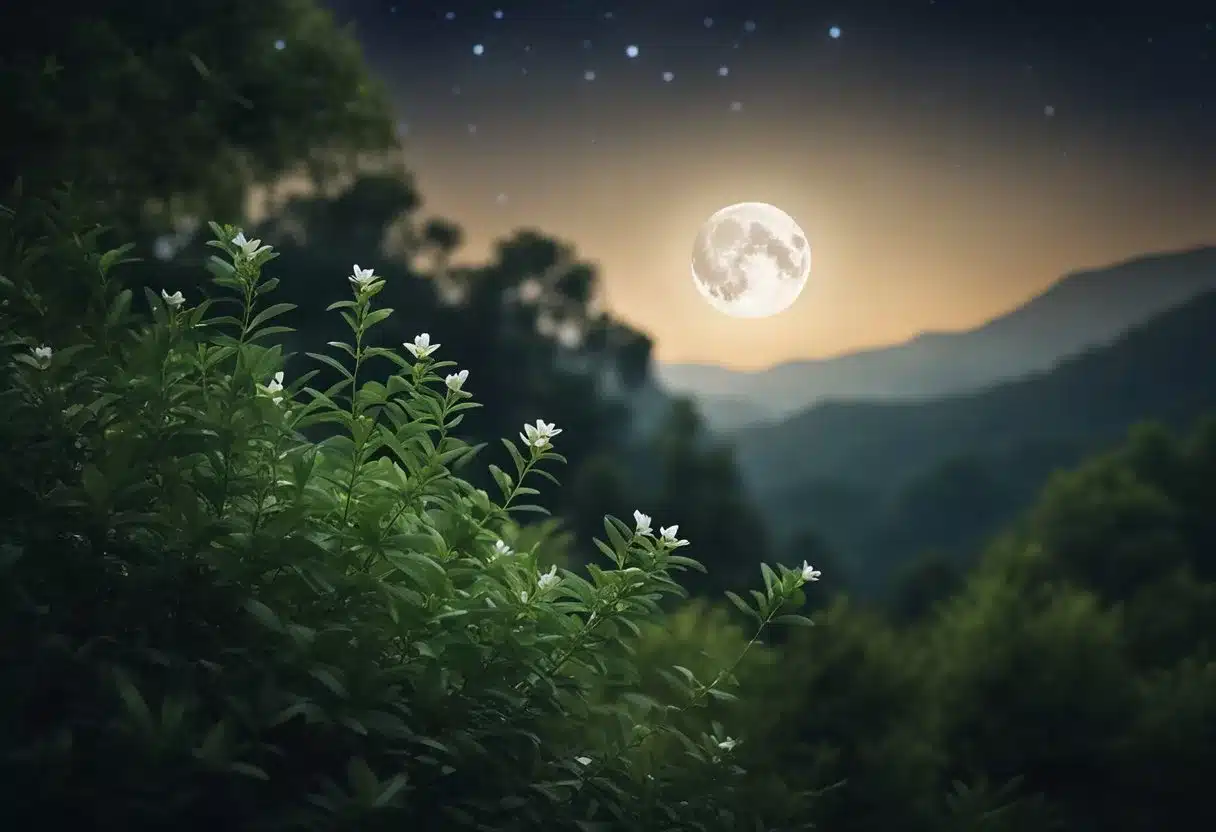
xmin=30 ymin=345 xmax=53 ymax=370
xmin=520 ymin=419 xmax=562 ymax=450
xmin=404 ymin=332 xmax=439 ymax=359
xmin=349 ymin=264 xmax=377 ymax=291
xmin=263 ymin=371 xmax=285 ymax=405
xmin=631 ymin=510 xmax=690 ymax=548
xmin=232 ymin=232 xmax=271 ymax=262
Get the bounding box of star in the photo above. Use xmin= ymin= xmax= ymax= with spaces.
xmin=704 ymin=17 xmax=714 ymax=28
xmin=625 ymin=45 xmax=639 ymax=58
xmin=444 ymin=11 xmax=454 ymax=20
xmin=662 ymin=71 xmax=675 ymax=82
xmin=718 ymin=65 xmax=730 ymax=76
xmin=1044 ymin=105 xmax=1056 ymax=116
xmin=472 ymin=44 xmax=484 ymax=56
xmin=829 ymin=26 xmax=842 ymax=39
xmin=584 ymin=70 xmax=597 ymax=81
xmin=274 ymin=39 xmax=286 ymax=51
xmin=493 ymin=9 xmax=503 ymax=19
xmin=744 ymin=20 xmax=757 ymax=32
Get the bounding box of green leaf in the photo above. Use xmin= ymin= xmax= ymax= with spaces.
xmin=307 ymin=351 xmax=354 ymax=380
xmin=508 ymin=504 xmax=550 ymax=515
xmin=228 ymin=762 xmax=269 ymax=781
xmin=603 ymin=517 xmax=627 ymax=556
xmin=363 ymin=307 xmax=394 ymax=328
xmin=760 ymin=563 xmax=777 ymax=596
xmin=374 ymin=773 xmax=409 ymax=807
xmin=105 ymin=288 xmax=133 ymax=326
xmin=196 ymin=720 xmax=229 ymax=762
xmin=347 ymin=756 xmax=379 ymax=800
xmin=243 ymin=598 xmax=283 ymax=633
xmin=488 ymin=464 xmax=513 ymax=500
xmin=724 ymin=591 xmax=761 ymax=623
xmin=672 ymin=665 xmax=698 ymax=686
xmin=500 ymin=437 xmax=527 ymax=478
xmin=773 ymin=614 xmax=816 ymax=628
xmin=309 ymin=667 xmax=349 ymax=699
xmin=666 ymin=554 xmax=707 ymax=573
xmin=248 ymin=302 xmax=297 ymax=330
xmin=112 ymin=668 xmax=155 ymax=735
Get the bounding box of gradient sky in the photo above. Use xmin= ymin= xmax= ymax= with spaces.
xmin=321 ymin=0 xmax=1216 ymax=369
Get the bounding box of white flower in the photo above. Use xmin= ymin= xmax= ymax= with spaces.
xmin=659 ymin=525 xmax=689 ymax=548
xmin=716 ymin=737 xmax=737 ymax=752
xmin=537 ymin=564 xmax=560 ymax=591
xmin=31 ymin=345 xmax=52 ymax=369
xmin=633 ymin=510 xmax=652 ymax=536
xmin=349 ymin=264 xmax=378 ymax=289
xmin=231 ymin=232 xmax=269 ymax=260
xmin=445 ymin=369 xmax=468 ymax=392
xmin=265 ymin=370 xmax=285 ymax=404
xmin=800 ymin=561 xmax=822 ymax=583
xmin=575 ymin=756 xmax=592 ymax=766
xmin=404 ymin=332 xmax=440 ymax=359
xmin=519 ymin=590 xmax=529 ymax=604
xmin=519 ymin=419 xmax=562 ymax=449
xmin=493 ymin=540 xmax=513 ymax=558
xmin=161 ymin=289 xmax=185 ymax=309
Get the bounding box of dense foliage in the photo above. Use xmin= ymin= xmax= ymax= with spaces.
xmin=0 ymin=200 xmax=821 ymax=829
xmin=4 ymin=3 xmax=1214 ymax=827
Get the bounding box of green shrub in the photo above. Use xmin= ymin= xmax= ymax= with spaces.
xmin=0 ymin=195 xmax=821 ymax=830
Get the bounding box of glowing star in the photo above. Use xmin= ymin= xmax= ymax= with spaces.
xmin=662 ymin=71 xmax=674 ymax=82
xmin=493 ymin=9 xmax=503 ymax=19
xmin=717 ymin=65 xmax=729 ymax=76
xmin=274 ymin=39 xmax=286 ymax=50
xmin=625 ymin=44 xmax=639 ymax=58
xmin=829 ymin=26 xmax=841 ymax=38
xmin=703 ymin=17 xmax=714 ymax=28
xmin=472 ymin=43 xmax=484 ymax=55
xmin=584 ymin=70 xmax=596 ymax=81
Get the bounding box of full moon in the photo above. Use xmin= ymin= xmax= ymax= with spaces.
xmin=690 ymin=202 xmax=812 ymax=318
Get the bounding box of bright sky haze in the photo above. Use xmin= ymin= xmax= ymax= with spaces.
xmin=323 ymin=0 xmax=1216 ymax=368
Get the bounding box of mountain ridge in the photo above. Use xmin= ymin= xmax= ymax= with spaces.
xmin=730 ymin=287 xmax=1216 ymax=594
xmin=657 ymin=245 xmax=1216 ymax=430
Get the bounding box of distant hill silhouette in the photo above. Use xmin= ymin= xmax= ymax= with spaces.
xmin=731 ymin=288 xmax=1216 ymax=595
xmin=658 ymin=246 xmax=1216 ymax=431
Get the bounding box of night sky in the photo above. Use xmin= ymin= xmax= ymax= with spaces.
xmin=318 ymin=0 xmax=1216 ymax=368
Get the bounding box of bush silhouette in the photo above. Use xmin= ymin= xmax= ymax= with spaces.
xmin=0 ymin=197 xmax=821 ymax=830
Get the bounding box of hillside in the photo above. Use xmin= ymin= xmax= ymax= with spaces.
xmin=733 ymin=289 xmax=1216 ymax=593
xmin=659 ymin=246 xmax=1216 ymax=431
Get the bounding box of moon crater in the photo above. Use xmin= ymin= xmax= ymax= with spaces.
xmin=691 ymin=202 xmax=811 ymax=318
